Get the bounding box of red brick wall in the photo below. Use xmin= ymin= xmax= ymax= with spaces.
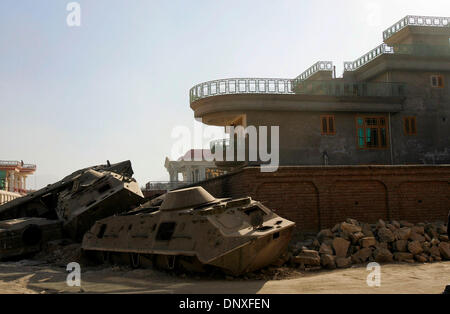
xmin=195 ymin=166 xmax=450 ymax=232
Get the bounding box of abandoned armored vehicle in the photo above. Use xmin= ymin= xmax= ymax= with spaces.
xmin=0 ymin=218 xmax=62 ymax=260
xmin=82 ymin=186 xmax=295 ymax=276
xmin=0 ymin=160 xmax=144 ymax=245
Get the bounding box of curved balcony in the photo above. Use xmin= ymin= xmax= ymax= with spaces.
xmin=189 ymin=78 xmax=295 ymax=104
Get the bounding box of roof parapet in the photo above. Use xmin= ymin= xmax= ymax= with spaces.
xmin=383 ymin=15 xmax=450 ymax=41
xmin=0 ymin=161 xmax=36 ymax=171
xmin=189 ymin=78 xmax=294 ymax=104
xmin=344 ymin=43 xmax=393 ymax=72
xmin=294 ymin=61 xmax=333 ymax=81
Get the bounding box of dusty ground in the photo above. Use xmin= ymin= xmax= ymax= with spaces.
xmin=0 ymin=260 xmax=448 ymax=294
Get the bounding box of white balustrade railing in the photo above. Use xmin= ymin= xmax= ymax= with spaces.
xmin=383 ymin=15 xmax=450 ymax=41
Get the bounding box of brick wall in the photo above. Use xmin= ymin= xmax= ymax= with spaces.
xmin=193 ymin=166 xmax=450 ymax=232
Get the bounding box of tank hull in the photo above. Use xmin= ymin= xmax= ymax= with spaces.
xmin=207 ymin=225 xmax=294 ymax=275
xmin=0 ymin=161 xmax=144 ymax=260
xmin=82 ymin=189 xmax=295 ymax=276
xmin=0 ymin=218 xmax=63 ymax=260
xmin=0 ymin=161 xmax=144 ymax=241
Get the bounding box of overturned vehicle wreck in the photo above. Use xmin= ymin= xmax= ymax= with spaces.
xmin=82 ymin=187 xmax=295 ymax=276
xmin=0 ymin=160 xmax=144 ymax=260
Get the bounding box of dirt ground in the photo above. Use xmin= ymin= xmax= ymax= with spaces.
xmin=0 ymin=260 xmax=448 ymax=294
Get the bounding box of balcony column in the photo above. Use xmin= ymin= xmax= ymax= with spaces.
xmin=185 ymin=166 xmax=193 ymax=183
xmin=4 ymin=172 xmax=8 ymax=191
xmin=169 ymin=169 xmax=177 ymax=182
xmin=199 ymin=166 xmax=206 ymax=181
xmin=17 ymin=174 xmax=23 ymax=191
xmin=7 ymin=172 xmax=13 ymax=192
xmin=13 ymin=173 xmax=18 ymax=192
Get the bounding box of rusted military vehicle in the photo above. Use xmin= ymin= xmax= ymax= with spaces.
xmin=0 ymin=160 xmax=144 ymax=241
xmin=82 ymin=187 xmax=295 ymax=276
xmin=0 ymin=218 xmax=62 ymax=260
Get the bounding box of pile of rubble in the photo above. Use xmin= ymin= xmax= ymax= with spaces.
xmin=290 ymin=219 xmax=449 ymax=270
xmin=33 ymin=240 xmax=83 ymax=267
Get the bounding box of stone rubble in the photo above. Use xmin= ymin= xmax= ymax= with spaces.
xmin=289 ymin=219 xmax=449 ymax=270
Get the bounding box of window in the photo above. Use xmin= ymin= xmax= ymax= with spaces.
xmin=356 ymin=116 xmax=389 ymax=149
xmin=431 ymin=75 xmax=444 ymax=88
xmin=404 ymin=117 xmax=417 ymax=135
xmin=321 ymin=115 xmax=336 ymax=135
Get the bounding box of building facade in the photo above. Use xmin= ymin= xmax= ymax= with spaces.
xmin=0 ymin=160 xmax=36 ymax=205
xmin=189 ymin=15 xmax=450 ymax=167
xmin=164 ymin=149 xmax=225 ymax=183
xmin=142 ymin=149 xmax=225 ymax=199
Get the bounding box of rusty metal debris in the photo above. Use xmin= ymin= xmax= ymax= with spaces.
xmin=82 ymin=186 xmax=295 ymax=276
xmin=0 ymin=160 xmax=144 ymax=260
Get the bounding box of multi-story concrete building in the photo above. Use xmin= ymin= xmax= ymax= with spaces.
xmin=187 ymin=16 xmax=450 ymax=231
xmin=190 ymin=15 xmax=450 ymax=167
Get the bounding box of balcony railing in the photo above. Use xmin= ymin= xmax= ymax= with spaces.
xmin=344 ymin=44 xmax=394 ymax=72
xmin=344 ymin=42 xmax=450 ymax=73
xmin=293 ymin=81 xmax=406 ymax=97
xmin=143 ymin=181 xmax=193 ymax=192
xmin=0 ymin=160 xmax=36 ymax=170
xmin=383 ymin=15 xmax=450 ymax=41
xmin=294 ymin=61 xmax=333 ymax=82
xmin=0 ymin=190 xmax=21 ymax=205
xmin=189 ymin=78 xmax=294 ymax=103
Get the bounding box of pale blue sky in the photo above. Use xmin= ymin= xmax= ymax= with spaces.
xmin=1 ymin=0 xmax=449 ymax=188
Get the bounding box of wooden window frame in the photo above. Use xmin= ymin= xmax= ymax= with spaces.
xmin=431 ymin=75 xmax=444 ymax=88
xmin=321 ymin=115 xmax=336 ymax=136
xmin=355 ymin=115 xmax=389 ymax=150
xmin=403 ymin=116 xmax=417 ymax=136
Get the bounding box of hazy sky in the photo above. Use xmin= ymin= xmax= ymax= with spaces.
xmin=1 ymin=0 xmax=449 ymax=189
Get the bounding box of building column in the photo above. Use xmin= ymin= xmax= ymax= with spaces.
xmin=185 ymin=166 xmax=193 ymax=183
xmin=13 ymin=173 xmax=18 ymax=192
xmin=199 ymin=166 xmax=206 ymax=181
xmin=169 ymin=169 xmax=177 ymax=182
xmin=17 ymin=174 xmax=23 ymax=191
xmin=7 ymin=172 xmax=13 ymax=192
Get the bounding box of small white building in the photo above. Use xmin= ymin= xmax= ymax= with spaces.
xmin=165 ymin=149 xmax=225 ymax=184
xmin=0 ymin=160 xmax=36 ymax=205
